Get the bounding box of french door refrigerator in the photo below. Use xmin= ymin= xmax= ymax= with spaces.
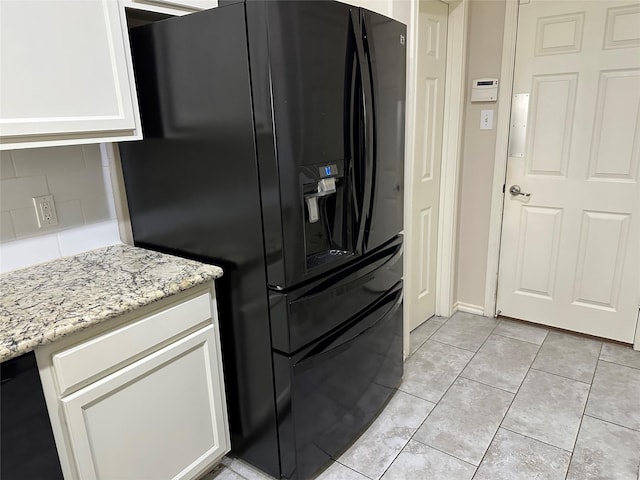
xmin=119 ymin=2 xmax=406 ymax=479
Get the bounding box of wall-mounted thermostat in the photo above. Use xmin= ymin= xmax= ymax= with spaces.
xmin=471 ymin=78 xmax=499 ymax=102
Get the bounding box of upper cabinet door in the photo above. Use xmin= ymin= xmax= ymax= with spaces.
xmin=121 ymin=0 xmax=217 ymax=16
xmin=0 ymin=1 xmax=141 ymax=150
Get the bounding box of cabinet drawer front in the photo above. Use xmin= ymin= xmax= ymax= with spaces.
xmin=53 ymin=293 xmax=212 ymax=395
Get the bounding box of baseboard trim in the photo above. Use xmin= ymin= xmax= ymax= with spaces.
xmin=454 ymin=302 xmax=485 ymax=316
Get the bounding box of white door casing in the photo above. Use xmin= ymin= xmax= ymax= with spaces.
xmin=406 ymin=0 xmax=449 ymax=332
xmin=496 ymin=0 xmax=640 ymax=343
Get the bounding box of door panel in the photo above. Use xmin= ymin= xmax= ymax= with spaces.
xmin=497 ymin=0 xmax=640 ymax=342
xmin=265 ymin=1 xmax=360 ymax=287
xmin=361 ymin=9 xmax=406 ymax=253
xmin=406 ymin=0 xmax=448 ymax=331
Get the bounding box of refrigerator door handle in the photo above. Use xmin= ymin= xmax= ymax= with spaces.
xmin=299 ymin=283 xmax=402 ymax=365
xmin=354 ymin=11 xmax=376 ymax=254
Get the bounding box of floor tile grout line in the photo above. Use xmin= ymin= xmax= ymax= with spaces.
xmin=528 ymin=366 xmax=593 ymax=386
xmin=424 ymin=337 xmax=480 ymax=353
xmin=582 ymin=413 xmax=640 ymax=434
xmin=412 ymin=317 xmax=503 ymax=478
xmin=565 ymin=341 xmax=603 ymax=479
xmin=407 ymin=317 xmax=448 ymax=359
xmin=491 ymin=330 xmax=547 ymax=347
xmin=398 ymin=329 xmax=483 ymax=474
xmin=465 ymin=320 xmax=515 ymax=480
xmin=498 ymin=425 xmax=573 ymax=454
xmin=457 ymin=373 xmax=520 ymax=396
xmin=409 ymin=437 xmax=479 ymax=468
xmin=333 ymin=461 xmax=374 ymax=480
xmin=598 ymin=357 xmax=640 ymax=371
xmin=396 ymin=388 xmax=439 ymax=406
xmin=473 ymin=329 xmax=553 ymax=478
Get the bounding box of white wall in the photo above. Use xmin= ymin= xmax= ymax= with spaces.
xmin=455 ymin=0 xmax=506 ymax=312
xmin=0 ymin=145 xmax=121 ymax=272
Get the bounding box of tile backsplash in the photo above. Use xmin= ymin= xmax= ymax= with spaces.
xmin=0 ymin=144 xmax=122 ymax=272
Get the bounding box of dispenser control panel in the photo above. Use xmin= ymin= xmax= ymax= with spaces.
xmin=319 ymin=164 xmax=338 ymax=178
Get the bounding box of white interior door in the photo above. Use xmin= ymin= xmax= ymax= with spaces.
xmin=406 ymin=0 xmax=449 ymax=331
xmin=497 ymin=0 xmax=640 ymax=343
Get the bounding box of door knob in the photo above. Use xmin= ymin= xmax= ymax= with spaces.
xmin=509 ymin=185 xmax=531 ymax=197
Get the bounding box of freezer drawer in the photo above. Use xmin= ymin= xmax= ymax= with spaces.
xmin=269 ymin=236 xmax=402 ymax=354
xmin=273 ymin=282 xmax=403 ymax=480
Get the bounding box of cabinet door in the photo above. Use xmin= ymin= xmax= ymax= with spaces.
xmin=0 ymin=1 xmax=140 ymax=149
xmin=124 ymin=0 xmax=217 ymax=15
xmin=60 ymin=325 xmax=229 ymax=480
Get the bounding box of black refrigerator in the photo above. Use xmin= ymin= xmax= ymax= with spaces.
xmin=119 ymin=2 xmax=406 ymax=479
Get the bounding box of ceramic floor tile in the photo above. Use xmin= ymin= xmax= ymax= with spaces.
xmin=586 ymin=360 xmax=640 ymax=431
xmin=566 ymin=415 xmax=640 ymax=480
xmin=337 ymin=390 xmax=435 ymax=480
xmin=502 ymin=369 xmax=590 ymax=450
xmin=493 ymin=318 xmax=548 ymax=345
xmin=314 ymin=462 xmax=369 ymax=480
xmin=474 ymin=428 xmax=571 ymax=480
xmin=460 ymin=334 xmax=539 ymax=392
xmin=380 ymin=440 xmax=475 ymax=480
xmin=430 ymin=312 xmax=498 ymax=352
xmin=201 ymin=465 xmax=246 ymax=480
xmin=413 ymin=377 xmax=513 ymax=466
xmin=600 ymin=342 xmax=640 ymax=370
xmin=399 ymin=339 xmax=474 ymax=403
xmin=409 ymin=317 xmax=446 ymax=356
xmin=222 ymin=458 xmax=274 ymax=480
xmin=531 ymin=331 xmax=601 ymax=383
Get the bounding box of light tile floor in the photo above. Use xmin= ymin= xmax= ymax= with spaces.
xmin=204 ymin=312 xmax=640 ymax=480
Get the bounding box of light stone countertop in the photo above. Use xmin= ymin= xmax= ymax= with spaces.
xmin=0 ymin=244 xmax=223 ymax=362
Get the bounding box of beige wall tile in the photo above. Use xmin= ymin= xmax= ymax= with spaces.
xmin=0 ymin=151 xmax=16 ymax=178
xmin=0 ymin=175 xmax=49 ymax=211
xmin=10 ymin=206 xmax=39 ymax=238
xmin=82 ymin=144 xmax=104 ymax=169
xmin=81 ymin=195 xmax=113 ymax=223
xmin=0 ymin=211 xmax=16 ymax=242
xmin=46 ymin=167 xmax=107 ymax=203
xmin=56 ymin=200 xmax=85 ymax=230
xmin=12 ymin=145 xmax=85 ymax=176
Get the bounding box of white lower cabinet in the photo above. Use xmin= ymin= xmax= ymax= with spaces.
xmin=36 ymin=287 xmax=229 ymax=480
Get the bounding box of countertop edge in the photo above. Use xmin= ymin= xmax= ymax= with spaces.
xmin=0 ymin=245 xmax=223 ymax=362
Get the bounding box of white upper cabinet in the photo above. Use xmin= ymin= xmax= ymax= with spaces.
xmin=122 ymin=0 xmax=217 ymax=16
xmin=0 ymin=1 xmax=141 ymax=150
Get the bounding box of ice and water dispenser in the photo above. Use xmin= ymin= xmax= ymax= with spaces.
xmin=302 ymin=161 xmax=355 ymax=270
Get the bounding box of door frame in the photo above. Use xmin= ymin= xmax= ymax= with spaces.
xmin=483 ymin=0 xmax=640 ymax=351
xmin=402 ymin=0 xmax=469 ymax=357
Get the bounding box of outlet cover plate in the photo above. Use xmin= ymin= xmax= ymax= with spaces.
xmin=33 ymin=195 xmax=59 ymax=228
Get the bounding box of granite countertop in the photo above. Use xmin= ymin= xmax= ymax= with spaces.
xmin=0 ymin=244 xmax=223 ymax=362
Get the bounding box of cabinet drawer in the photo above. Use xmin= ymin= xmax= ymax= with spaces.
xmin=52 ymin=293 xmax=212 ymax=395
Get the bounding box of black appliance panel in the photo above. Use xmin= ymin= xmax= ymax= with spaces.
xmin=1 ymin=352 xmax=63 ymax=480
xmin=120 ymin=6 xmax=280 ymax=476
xmin=270 ymin=235 xmax=402 ymax=353
xmin=274 ymin=283 xmax=403 ymax=480
xmin=258 ymin=1 xmax=364 ymax=287
xmin=361 ymin=9 xmax=406 ymax=253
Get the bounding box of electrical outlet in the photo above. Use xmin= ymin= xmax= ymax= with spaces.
xmin=33 ymin=195 xmax=59 ymax=228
